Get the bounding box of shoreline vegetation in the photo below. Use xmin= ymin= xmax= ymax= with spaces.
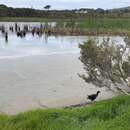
xmin=1 ymin=17 xmax=130 ymax=36
xmin=0 ymin=95 xmax=130 ymax=130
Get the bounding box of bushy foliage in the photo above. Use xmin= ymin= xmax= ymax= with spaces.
xmin=79 ymin=37 xmax=130 ymax=92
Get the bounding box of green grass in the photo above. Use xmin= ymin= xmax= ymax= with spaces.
xmin=0 ymin=17 xmax=50 ymax=22
xmin=0 ymin=17 xmax=84 ymax=22
xmin=1 ymin=17 xmax=130 ymax=29
xmin=1 ymin=17 xmax=130 ymax=35
xmin=77 ymin=18 xmax=130 ymax=34
xmin=54 ymin=18 xmax=130 ymax=29
xmin=0 ymin=95 xmax=130 ymax=130
xmin=79 ymin=18 xmax=130 ymax=29
xmin=55 ymin=18 xmax=130 ymax=35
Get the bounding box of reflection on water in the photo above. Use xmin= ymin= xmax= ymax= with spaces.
xmin=0 ymin=35 xmax=87 ymax=59
xmin=0 ymin=22 xmax=125 ymax=59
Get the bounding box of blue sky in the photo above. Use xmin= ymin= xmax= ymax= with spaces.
xmin=0 ymin=0 xmax=130 ymax=9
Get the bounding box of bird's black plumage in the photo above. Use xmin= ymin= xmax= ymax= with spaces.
xmin=87 ymin=91 xmax=101 ymax=101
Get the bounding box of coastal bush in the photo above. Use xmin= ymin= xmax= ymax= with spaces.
xmin=79 ymin=37 xmax=130 ymax=93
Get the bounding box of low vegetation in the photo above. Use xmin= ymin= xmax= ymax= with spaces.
xmin=0 ymin=95 xmax=130 ymax=130
xmin=55 ymin=18 xmax=130 ymax=35
xmin=2 ymin=16 xmax=130 ymax=35
xmin=2 ymin=18 xmax=130 ymax=35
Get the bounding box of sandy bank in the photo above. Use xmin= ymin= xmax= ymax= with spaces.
xmin=0 ymin=54 xmax=115 ymax=115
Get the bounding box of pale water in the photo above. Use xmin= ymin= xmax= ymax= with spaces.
xmin=0 ymin=22 xmax=125 ymax=59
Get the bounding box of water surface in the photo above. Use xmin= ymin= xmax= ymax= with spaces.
xmin=0 ymin=22 xmax=125 ymax=59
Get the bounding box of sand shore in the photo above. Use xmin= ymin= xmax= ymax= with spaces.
xmin=0 ymin=54 xmax=115 ymax=115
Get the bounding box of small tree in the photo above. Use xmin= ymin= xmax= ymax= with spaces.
xmin=79 ymin=37 xmax=130 ymax=94
xmin=44 ymin=5 xmax=51 ymax=11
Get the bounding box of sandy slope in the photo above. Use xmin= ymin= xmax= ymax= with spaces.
xmin=0 ymin=54 xmax=115 ymax=114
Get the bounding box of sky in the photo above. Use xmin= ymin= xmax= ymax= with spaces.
xmin=0 ymin=0 xmax=130 ymax=10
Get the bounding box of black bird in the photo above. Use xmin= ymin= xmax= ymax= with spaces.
xmin=87 ymin=91 xmax=101 ymax=101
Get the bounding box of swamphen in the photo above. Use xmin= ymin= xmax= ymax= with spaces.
xmin=87 ymin=91 xmax=101 ymax=101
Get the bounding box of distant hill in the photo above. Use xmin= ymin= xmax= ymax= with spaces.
xmin=109 ymin=6 xmax=130 ymax=12
xmin=0 ymin=4 xmax=130 ymax=18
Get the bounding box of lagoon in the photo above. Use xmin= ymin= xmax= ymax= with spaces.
xmin=0 ymin=22 xmax=123 ymax=114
